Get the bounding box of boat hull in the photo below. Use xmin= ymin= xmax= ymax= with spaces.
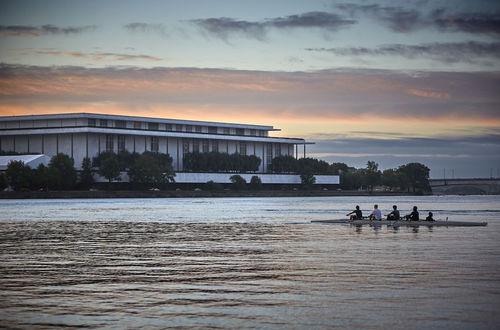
xmin=312 ymin=219 xmax=488 ymax=227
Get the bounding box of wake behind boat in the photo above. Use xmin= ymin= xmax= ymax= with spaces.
xmin=312 ymin=219 xmax=488 ymax=227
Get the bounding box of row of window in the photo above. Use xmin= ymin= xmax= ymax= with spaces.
xmin=90 ymin=119 xmax=266 ymax=137
xmin=104 ymin=135 xmax=287 ymax=157
xmin=105 ymin=135 xmax=160 ymax=153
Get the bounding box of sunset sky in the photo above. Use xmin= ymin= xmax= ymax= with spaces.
xmin=1 ymin=0 xmax=499 ymax=178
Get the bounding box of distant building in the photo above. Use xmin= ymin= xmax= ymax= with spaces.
xmin=0 ymin=113 xmax=340 ymax=185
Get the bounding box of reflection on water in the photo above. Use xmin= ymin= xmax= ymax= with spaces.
xmin=0 ymin=196 xmax=500 ymax=329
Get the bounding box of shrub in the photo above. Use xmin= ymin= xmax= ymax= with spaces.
xmin=249 ymin=176 xmax=262 ymax=190
xmin=229 ymin=175 xmax=247 ymax=191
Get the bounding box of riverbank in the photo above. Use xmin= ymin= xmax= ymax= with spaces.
xmin=0 ymin=190 xmax=422 ymax=199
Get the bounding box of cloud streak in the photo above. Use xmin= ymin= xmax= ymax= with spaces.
xmin=190 ymin=12 xmax=355 ymax=40
xmin=336 ymin=3 xmax=500 ymax=35
xmin=35 ymin=50 xmax=163 ymax=62
xmin=0 ymin=25 xmax=97 ymax=38
xmin=306 ymin=41 xmax=500 ymax=64
xmin=124 ymin=22 xmax=169 ymax=36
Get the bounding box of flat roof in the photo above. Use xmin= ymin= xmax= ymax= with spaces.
xmin=0 ymin=112 xmax=280 ymax=131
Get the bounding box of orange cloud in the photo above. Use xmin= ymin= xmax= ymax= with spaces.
xmin=406 ymin=88 xmax=451 ymax=99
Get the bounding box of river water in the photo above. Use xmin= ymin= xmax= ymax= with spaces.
xmin=0 ymin=195 xmax=499 ymax=329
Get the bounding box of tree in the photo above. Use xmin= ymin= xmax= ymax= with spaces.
xmin=48 ymin=153 xmax=77 ymax=190
xmin=300 ymin=172 xmax=316 ymax=188
xmin=330 ymin=162 xmax=349 ymax=175
xmin=249 ymin=176 xmax=263 ymax=190
xmin=397 ymin=162 xmax=430 ymax=193
xmin=183 ymin=152 xmax=261 ymax=173
xmin=97 ymin=153 xmax=121 ymax=183
xmin=381 ymin=168 xmax=399 ymax=191
xmin=364 ymin=161 xmax=381 ymax=192
xmin=341 ymin=169 xmax=364 ymax=190
xmin=229 ymin=174 xmax=247 ymax=191
xmin=5 ymin=160 xmax=33 ymax=190
xmin=270 ymin=155 xmax=297 ymax=173
xmin=79 ymin=157 xmax=94 ymax=189
xmin=128 ymin=152 xmax=176 ymax=187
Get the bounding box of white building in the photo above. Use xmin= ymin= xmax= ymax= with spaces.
xmin=0 ymin=113 xmax=340 ymax=184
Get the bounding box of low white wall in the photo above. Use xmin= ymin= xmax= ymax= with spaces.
xmin=94 ymin=172 xmax=340 ymax=185
xmin=174 ymin=172 xmax=339 ymax=184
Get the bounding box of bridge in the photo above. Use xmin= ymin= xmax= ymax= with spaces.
xmin=430 ymin=178 xmax=500 ymax=195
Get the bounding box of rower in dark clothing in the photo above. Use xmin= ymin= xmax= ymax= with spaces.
xmin=405 ymin=206 xmax=419 ymax=221
xmin=425 ymin=212 xmax=435 ymax=221
xmin=387 ymin=205 xmax=400 ymax=220
xmin=347 ymin=205 xmax=363 ymax=220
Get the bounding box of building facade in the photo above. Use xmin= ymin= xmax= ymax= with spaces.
xmin=0 ymin=113 xmax=311 ymax=173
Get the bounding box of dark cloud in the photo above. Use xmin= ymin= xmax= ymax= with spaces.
xmin=0 ymin=25 xmax=97 ymax=38
xmin=190 ymin=17 xmax=266 ymax=40
xmin=190 ymin=12 xmax=355 ymax=40
xmin=266 ymin=12 xmax=355 ymax=29
xmin=336 ymin=3 xmax=500 ymax=35
xmin=123 ymin=23 xmax=168 ymax=36
xmin=336 ymin=3 xmax=423 ymax=32
xmin=431 ymin=9 xmax=500 ymax=35
xmin=306 ymin=41 xmax=500 ymax=64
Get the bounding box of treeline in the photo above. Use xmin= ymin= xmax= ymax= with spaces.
xmin=93 ymin=151 xmax=175 ymax=186
xmin=341 ymin=161 xmax=431 ymax=193
xmin=183 ymin=152 xmax=261 ymax=173
xmin=270 ymin=156 xmax=333 ymax=175
xmin=1 ymin=149 xmax=430 ymax=193
xmin=1 ymin=151 xmax=176 ymax=191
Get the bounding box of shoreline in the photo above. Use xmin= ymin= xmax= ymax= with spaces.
xmin=0 ymin=190 xmax=466 ymax=199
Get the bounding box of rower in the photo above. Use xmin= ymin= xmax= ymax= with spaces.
xmin=386 ymin=205 xmax=400 ymax=220
xmin=405 ymin=206 xmax=419 ymax=221
xmin=369 ymin=204 xmax=382 ymax=221
xmin=347 ymin=205 xmax=363 ymax=220
xmin=425 ymin=212 xmax=435 ymax=221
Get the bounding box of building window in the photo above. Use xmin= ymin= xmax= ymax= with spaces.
xmin=118 ymin=135 xmax=126 ymax=152
xmin=88 ymin=119 xmax=96 ymax=127
xmin=195 ymin=125 xmax=202 ymax=133
xmin=208 ymin=126 xmax=217 ymax=134
xmin=105 ymin=135 xmax=114 ymax=152
xmin=193 ymin=140 xmax=199 ymax=153
xmin=266 ymin=143 xmax=273 ymax=167
xmin=151 ymin=136 xmax=159 ymax=153
xmin=258 ymin=130 xmax=265 ymax=137
xmin=115 ymin=120 xmax=126 ymax=128
xmin=100 ymin=119 xmax=108 ymax=127
xmin=236 ymin=128 xmax=244 ymax=135
xmin=250 ymin=129 xmax=256 ymax=136
xmin=134 ymin=121 xmax=142 ymax=129
xmin=166 ymin=124 xmax=173 ymax=131
xmin=185 ymin=125 xmax=193 ymax=132
xmin=275 ymin=144 xmax=281 ymax=156
xmin=183 ymin=140 xmax=189 ymax=153
xmin=223 ymin=127 xmax=230 ymax=135
xmin=176 ymin=125 xmax=182 ymax=132
xmin=148 ymin=122 xmax=158 ymax=130
xmin=240 ymin=142 xmax=247 ymax=155
xmin=202 ymin=140 xmax=209 ymax=153
xmin=211 ymin=140 xmax=219 ymax=152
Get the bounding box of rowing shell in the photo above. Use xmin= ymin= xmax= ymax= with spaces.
xmin=311 ymin=219 xmax=488 ymax=227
